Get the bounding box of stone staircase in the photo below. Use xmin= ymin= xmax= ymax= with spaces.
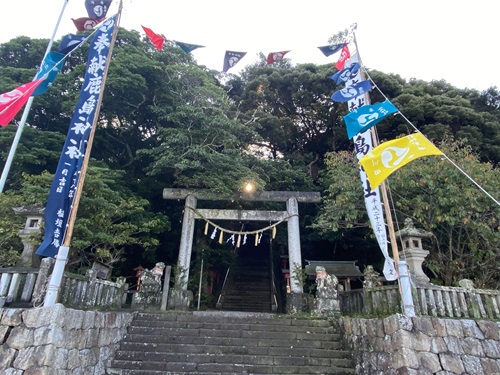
xmin=217 ymin=243 xmax=274 ymax=313
xmin=106 ymin=311 xmax=355 ymax=375
xmin=219 ymin=259 xmax=273 ymax=313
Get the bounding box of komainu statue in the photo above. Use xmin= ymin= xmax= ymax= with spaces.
xmin=313 ymin=266 xmax=340 ymax=317
xmin=133 ymin=262 xmax=165 ymax=309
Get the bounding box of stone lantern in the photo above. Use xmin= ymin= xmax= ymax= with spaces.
xmin=12 ymin=205 xmax=44 ymax=267
xmin=395 ymin=218 xmax=432 ymax=285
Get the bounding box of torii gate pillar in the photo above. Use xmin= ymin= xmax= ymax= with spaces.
xmin=286 ymin=197 xmax=304 ymax=313
xmin=169 ymin=194 xmax=197 ymax=309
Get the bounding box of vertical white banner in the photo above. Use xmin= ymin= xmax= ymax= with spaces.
xmin=345 ymin=52 xmax=397 ymax=281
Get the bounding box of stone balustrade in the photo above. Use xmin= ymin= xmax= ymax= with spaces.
xmin=339 ymin=284 xmax=500 ymax=320
xmin=0 ymin=259 xmax=127 ymax=310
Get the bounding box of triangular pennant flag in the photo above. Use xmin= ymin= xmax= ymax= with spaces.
xmin=266 ymin=50 xmax=290 ymax=64
xmin=359 ymin=133 xmax=444 ymax=189
xmin=343 ymin=99 xmax=399 ymax=139
xmin=58 ymin=34 xmax=89 ymax=54
xmin=85 ymin=0 xmax=112 ymax=19
xmin=0 ymin=79 xmax=44 ymax=126
xmin=331 ymin=79 xmax=373 ymax=102
xmin=223 ymin=51 xmax=247 ymax=72
xmin=141 ymin=25 xmax=165 ymax=51
xmin=330 ymin=62 xmax=360 ymax=85
xmin=72 ymin=17 xmax=99 ymax=32
xmin=317 ymin=43 xmax=346 ymax=57
xmin=174 ymin=41 xmax=205 ymax=53
xmin=32 ymin=51 xmax=66 ymax=96
xmin=336 ymin=45 xmax=351 ymax=70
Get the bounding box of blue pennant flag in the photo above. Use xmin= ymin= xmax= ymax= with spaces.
xmin=174 ymin=41 xmax=205 ymax=53
xmin=32 ymin=51 xmax=66 ymax=96
xmin=331 ymin=80 xmax=373 ymax=103
xmin=85 ymin=0 xmax=111 ymax=19
xmin=223 ymin=51 xmax=246 ymax=72
xmin=317 ymin=43 xmax=346 ymax=57
xmin=330 ymin=63 xmax=360 ymax=85
xmin=36 ymin=16 xmax=117 ymax=258
xmin=344 ymin=100 xmax=399 ymax=139
xmin=59 ymin=34 xmax=89 ymax=55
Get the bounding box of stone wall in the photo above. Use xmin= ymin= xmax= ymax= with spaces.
xmin=0 ymin=304 xmax=134 ymax=374
xmin=339 ymin=314 xmax=500 ymax=375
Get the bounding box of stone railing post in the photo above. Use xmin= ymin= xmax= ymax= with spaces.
xmin=32 ymin=257 xmax=54 ymax=307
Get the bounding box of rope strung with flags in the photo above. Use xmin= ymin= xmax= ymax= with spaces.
xmin=186 ymin=206 xmax=297 ymax=247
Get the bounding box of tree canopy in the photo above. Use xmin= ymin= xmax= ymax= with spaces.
xmin=0 ymin=28 xmax=498 ymax=289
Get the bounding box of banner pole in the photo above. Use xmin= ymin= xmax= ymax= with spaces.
xmin=352 ymin=31 xmax=414 ymax=316
xmin=0 ymin=0 xmax=70 ymax=193
xmin=44 ymin=1 xmax=123 ymax=307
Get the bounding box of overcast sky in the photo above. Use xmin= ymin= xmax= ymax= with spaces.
xmin=2 ymin=0 xmax=499 ymax=91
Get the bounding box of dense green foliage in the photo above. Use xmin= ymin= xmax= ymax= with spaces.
xmin=0 ymin=29 xmax=498 ymax=289
xmin=314 ymin=138 xmax=499 ymax=287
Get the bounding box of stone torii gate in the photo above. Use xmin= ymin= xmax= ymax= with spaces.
xmin=163 ymin=188 xmax=321 ymax=312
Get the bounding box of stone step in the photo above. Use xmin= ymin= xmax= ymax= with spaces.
xmin=114 ymin=351 xmax=353 ymax=367
xmin=220 ymin=306 xmax=273 ymax=312
xmin=120 ymin=333 xmax=343 ymax=349
xmin=109 ymin=360 xmax=353 ymax=374
xmin=220 ymin=298 xmax=271 ymax=306
xmin=118 ymin=341 xmax=347 ymax=355
xmin=218 ymin=307 xmax=274 ymax=313
xmin=129 ymin=319 xmax=337 ymax=334
xmin=133 ymin=312 xmax=335 ymax=328
xmin=108 ymin=370 xmax=354 ymax=375
xmin=223 ymin=290 xmax=271 ymax=296
xmin=126 ymin=324 xmax=341 ymax=342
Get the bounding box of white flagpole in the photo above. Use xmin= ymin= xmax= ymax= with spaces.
xmin=0 ymin=0 xmax=70 ymax=193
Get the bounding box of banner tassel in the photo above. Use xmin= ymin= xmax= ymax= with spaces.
xmin=204 ymin=222 xmax=209 ymax=235
xmin=219 ymin=230 xmax=224 ymax=244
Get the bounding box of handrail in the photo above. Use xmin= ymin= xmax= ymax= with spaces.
xmin=270 ymin=261 xmax=278 ymax=312
xmin=216 ymin=267 xmax=231 ymax=307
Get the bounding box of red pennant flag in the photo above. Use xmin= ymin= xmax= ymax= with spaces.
xmin=141 ymin=25 xmax=165 ymax=51
xmin=0 ymin=79 xmax=44 ymax=126
xmin=72 ymin=17 xmax=100 ymax=32
xmin=335 ymin=45 xmax=351 ymax=70
xmin=266 ymin=50 xmax=290 ymax=64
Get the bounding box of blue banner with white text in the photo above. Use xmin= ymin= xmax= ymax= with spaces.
xmin=344 ymin=99 xmax=398 ymax=139
xmin=36 ymin=16 xmax=116 ymax=258
xmin=331 ymin=79 xmax=373 ymax=102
